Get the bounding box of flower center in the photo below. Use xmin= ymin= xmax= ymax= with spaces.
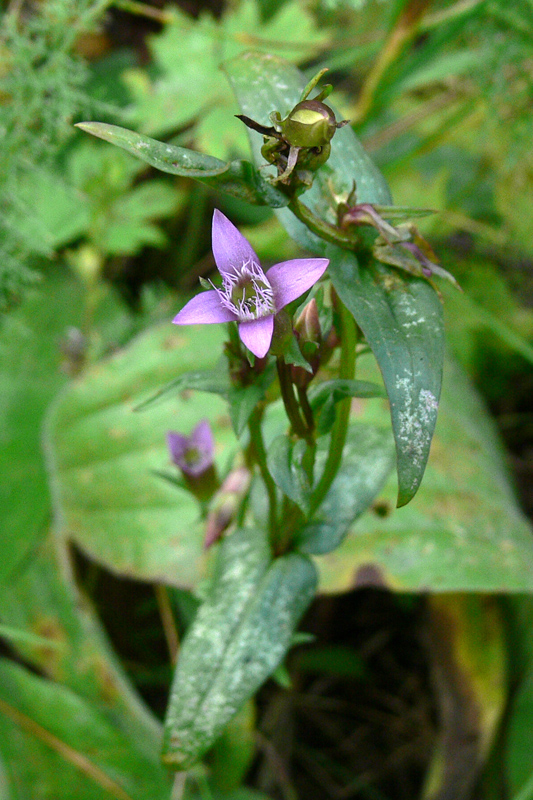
xmin=183 ymin=446 xmax=201 ymax=468
xmin=216 ymin=260 xmax=275 ymax=322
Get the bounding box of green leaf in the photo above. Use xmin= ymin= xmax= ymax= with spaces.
xmin=11 ymin=170 xmax=90 ymax=256
xmin=0 ymin=268 xmax=84 ymax=589
xmin=506 ymin=597 xmax=533 ymax=798
xmin=328 ymin=249 xmax=444 ymax=507
xmin=46 ymin=324 xmax=237 ymax=586
xmin=134 ymin=361 xmax=230 ymax=411
xmin=309 ymin=379 xmax=386 ymax=435
xmin=296 ymin=423 xmax=395 ymax=554
xmin=227 ymin=364 xmax=276 ymax=436
xmin=267 ymin=435 xmax=312 ymax=514
xmin=0 ymin=624 xmax=64 ymax=651
xmin=283 ymin=333 xmax=313 ymax=373
xmin=315 ymin=357 xmax=533 ymax=594
xmin=0 ymin=659 xmax=169 ymax=800
xmin=508 ymin=669 xmax=533 ymax=799
xmin=0 ymin=533 xmax=161 ymax=751
xmin=162 ymin=528 xmax=317 ymax=768
xmin=209 ymin=701 xmax=256 ymax=796
xmin=226 ymin=51 xmax=392 ymax=253
xmin=76 ymin=123 xmax=288 ymax=208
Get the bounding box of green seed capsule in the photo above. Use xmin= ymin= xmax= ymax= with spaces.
xmin=281 ymin=100 xmax=338 ymax=148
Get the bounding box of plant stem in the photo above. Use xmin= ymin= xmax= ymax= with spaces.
xmin=297 ymin=385 xmax=315 ymax=432
xmin=113 ymin=0 xmax=175 ymax=23
xmin=248 ymin=408 xmax=277 ymax=540
xmin=154 ymin=584 xmax=179 ymax=666
xmin=309 ymin=301 xmax=357 ymax=515
xmin=288 ymin=197 xmax=356 ymax=251
xmin=276 ymin=358 xmax=309 ymax=440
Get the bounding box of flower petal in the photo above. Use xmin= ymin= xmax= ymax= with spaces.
xmin=167 ymin=431 xmax=188 ymax=465
xmin=191 ymin=419 xmax=214 ymax=458
xmin=212 ymin=209 xmax=261 ymax=277
xmin=238 ymin=316 xmax=274 ymax=359
xmin=173 ymin=290 xmax=237 ymax=325
xmin=266 ymin=258 xmax=329 ymax=310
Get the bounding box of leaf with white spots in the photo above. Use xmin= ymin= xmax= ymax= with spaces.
xmin=76 ymin=123 xmax=288 ymax=208
xmin=327 ymin=249 xmax=444 ymax=507
xmin=46 ymin=324 xmax=237 ymax=586
xmin=162 ymin=528 xmax=317 ymax=769
xmin=315 ymin=357 xmax=533 ymax=594
xmin=295 ymin=423 xmax=395 ymax=554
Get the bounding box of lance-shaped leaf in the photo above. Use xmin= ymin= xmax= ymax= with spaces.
xmin=225 ymin=52 xmax=392 ymax=254
xmin=267 ymin=436 xmax=312 ymax=514
xmin=316 ymin=357 xmax=533 ymax=594
xmin=76 ymin=123 xmax=288 ymax=208
xmin=309 ymin=379 xmax=386 ymax=436
xmin=296 ymin=423 xmax=395 ymax=554
xmin=328 ymin=249 xmax=444 ymax=507
xmin=134 ymin=360 xmax=230 ymax=411
xmin=162 ymin=528 xmax=317 ymax=768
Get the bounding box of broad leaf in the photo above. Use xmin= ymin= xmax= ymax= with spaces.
xmin=47 ymin=324 xmax=237 ymax=586
xmin=162 ymin=528 xmax=316 ymax=768
xmin=328 ymin=249 xmax=444 ymax=507
xmin=315 ymin=357 xmax=533 ymax=594
xmin=76 ymin=123 xmax=288 ymax=208
xmin=0 ymin=659 xmax=169 ymax=800
xmin=0 ymin=268 xmax=84 ymax=589
xmin=226 ymin=51 xmax=392 ymax=253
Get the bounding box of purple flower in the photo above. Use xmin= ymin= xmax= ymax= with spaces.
xmin=172 ymin=210 xmax=329 ymax=359
xmin=167 ymin=419 xmax=214 ymax=478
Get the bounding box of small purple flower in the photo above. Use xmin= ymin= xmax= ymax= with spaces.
xmin=172 ymin=210 xmax=329 ymax=359
xmin=167 ymin=419 xmax=214 ymax=478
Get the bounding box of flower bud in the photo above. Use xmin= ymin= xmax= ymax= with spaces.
xmin=167 ymin=420 xmax=218 ymax=502
xmin=291 ymin=299 xmax=322 ymax=388
xmin=281 ymin=100 xmax=338 ymax=148
xmin=204 ymin=467 xmax=251 ymax=549
xmin=294 ymin=298 xmax=321 ymax=346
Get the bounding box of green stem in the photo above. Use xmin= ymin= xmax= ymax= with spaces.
xmin=309 ymin=301 xmax=357 ymax=515
xmin=288 ymin=197 xmax=356 ymax=251
xmin=276 ymin=359 xmax=309 ymax=440
xmin=248 ymin=408 xmax=277 ymax=540
xmin=113 ymin=0 xmax=175 ymax=22
xmin=297 ymin=385 xmax=316 ymax=482
xmin=297 ymin=386 xmax=315 ymax=432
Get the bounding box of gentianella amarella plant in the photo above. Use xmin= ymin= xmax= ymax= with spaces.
xmin=77 ymin=57 xmax=450 ymax=774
